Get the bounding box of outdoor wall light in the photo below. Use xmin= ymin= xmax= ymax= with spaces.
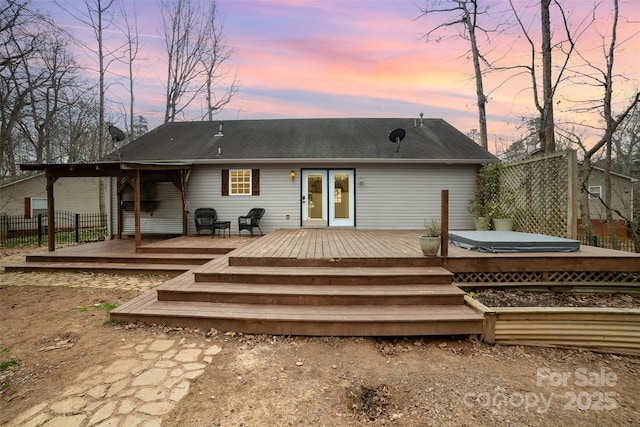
xmin=290 ymin=170 xmax=296 ymax=181
xmin=359 ymin=177 xmax=365 ymax=185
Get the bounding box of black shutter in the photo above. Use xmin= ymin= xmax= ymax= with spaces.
xmin=252 ymin=169 xmax=260 ymax=196
xmin=221 ymin=169 xmax=229 ymax=196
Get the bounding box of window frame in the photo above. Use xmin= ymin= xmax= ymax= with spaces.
xmin=588 ymin=185 xmax=602 ymax=200
xmin=31 ymin=197 xmax=48 ymax=218
xmin=229 ymin=169 xmax=252 ymax=196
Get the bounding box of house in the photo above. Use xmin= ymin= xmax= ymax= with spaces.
xmin=0 ymin=173 xmax=104 ymax=217
xmin=579 ymin=165 xmax=638 ymax=237
xmin=106 ymin=117 xmax=497 ymax=235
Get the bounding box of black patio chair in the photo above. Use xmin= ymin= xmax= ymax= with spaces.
xmin=194 ymin=208 xmax=217 ymax=235
xmin=238 ymin=208 xmax=265 ymax=236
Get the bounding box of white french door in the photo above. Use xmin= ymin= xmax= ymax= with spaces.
xmin=302 ymin=169 xmax=354 ymax=227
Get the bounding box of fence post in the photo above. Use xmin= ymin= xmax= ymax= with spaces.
xmin=37 ymin=214 xmax=43 ymax=246
xmin=0 ymin=216 xmax=6 ymax=243
xmin=75 ymin=213 xmax=80 ymax=242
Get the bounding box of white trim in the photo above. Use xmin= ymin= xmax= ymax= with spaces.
xmin=588 ymin=185 xmax=602 ymax=200
xmin=302 ymin=169 xmax=328 ymax=226
xmin=229 ymin=168 xmax=252 ymax=196
xmin=329 ymin=170 xmax=355 ymax=227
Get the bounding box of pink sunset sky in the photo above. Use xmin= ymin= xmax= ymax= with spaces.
xmin=39 ymin=0 xmax=639 ymax=154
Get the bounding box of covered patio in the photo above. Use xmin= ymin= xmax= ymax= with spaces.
xmin=20 ymin=161 xmax=193 ymax=251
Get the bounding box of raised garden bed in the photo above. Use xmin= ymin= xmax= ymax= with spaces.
xmin=465 ymin=289 xmax=640 ymax=356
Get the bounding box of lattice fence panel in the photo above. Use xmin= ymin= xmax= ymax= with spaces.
xmin=454 ymin=271 xmax=640 ymax=284
xmin=496 ymin=150 xmax=576 ymax=238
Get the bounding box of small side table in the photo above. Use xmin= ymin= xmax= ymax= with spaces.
xmin=212 ymin=221 xmax=231 ymax=238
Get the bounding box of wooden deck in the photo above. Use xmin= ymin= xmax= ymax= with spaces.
xmin=8 ymin=229 xmax=639 ymax=337
xmin=4 ymin=235 xmax=253 ymax=276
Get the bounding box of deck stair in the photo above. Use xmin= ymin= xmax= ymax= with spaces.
xmin=4 ymin=252 xmax=214 ymax=276
xmin=111 ymin=254 xmax=484 ymax=337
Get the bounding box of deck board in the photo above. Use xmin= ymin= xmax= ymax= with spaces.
xmin=138 ymin=302 xmax=483 ymax=321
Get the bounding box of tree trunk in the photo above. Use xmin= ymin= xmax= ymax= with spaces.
xmin=464 ymin=2 xmax=488 ymax=151
xmin=604 ymin=136 xmax=617 ymax=247
xmin=540 ymin=0 xmax=555 ymax=152
xmin=579 ymin=160 xmax=594 ymax=243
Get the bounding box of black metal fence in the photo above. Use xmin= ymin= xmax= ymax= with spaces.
xmin=578 ymin=234 xmax=639 ymax=253
xmin=0 ymin=211 xmax=108 ymax=247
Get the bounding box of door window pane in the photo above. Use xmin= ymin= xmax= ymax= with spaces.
xmin=307 ymin=174 xmax=323 ymax=219
xmin=333 ymin=173 xmax=349 ymax=219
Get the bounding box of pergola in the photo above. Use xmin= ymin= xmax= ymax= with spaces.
xmin=20 ymin=162 xmax=192 ymax=251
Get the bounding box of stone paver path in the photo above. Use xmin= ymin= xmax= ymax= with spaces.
xmin=7 ymin=337 xmax=222 ymax=427
xmin=2 ymin=249 xmax=215 ymax=427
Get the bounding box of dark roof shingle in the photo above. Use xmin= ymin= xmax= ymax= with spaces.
xmin=110 ymin=118 xmax=497 ymax=164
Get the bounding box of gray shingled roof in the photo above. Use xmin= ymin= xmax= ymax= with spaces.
xmin=109 ymin=118 xmax=497 ymax=164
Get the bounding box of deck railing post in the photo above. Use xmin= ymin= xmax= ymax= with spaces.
xmin=441 ymin=189 xmax=449 ymax=257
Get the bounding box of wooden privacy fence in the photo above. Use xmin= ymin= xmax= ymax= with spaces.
xmin=0 ymin=211 xmax=107 ymax=247
xmin=496 ymin=150 xmax=577 ymax=238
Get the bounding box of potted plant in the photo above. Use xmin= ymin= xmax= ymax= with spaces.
xmin=469 ymin=200 xmax=491 ymax=230
xmin=492 ymin=216 xmax=515 ymax=231
xmin=419 ymin=218 xmax=441 ymax=256
xmin=491 ymin=191 xmax=516 ymax=231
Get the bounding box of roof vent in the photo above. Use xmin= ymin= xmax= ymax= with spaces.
xmin=419 ymin=113 xmax=424 ymax=127
xmin=215 ymin=122 xmax=224 ymax=136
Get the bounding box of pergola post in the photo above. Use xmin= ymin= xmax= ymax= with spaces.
xmin=133 ymin=169 xmax=142 ymax=247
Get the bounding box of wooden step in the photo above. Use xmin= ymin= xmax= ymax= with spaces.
xmin=195 ymin=266 xmax=453 ymax=286
xmin=136 ymin=246 xmax=234 ymax=255
xmin=157 ymin=283 xmax=467 ymax=306
xmin=111 ymin=298 xmax=483 ymax=336
xmin=4 ymin=262 xmax=190 ymax=276
xmin=24 ymin=253 xmax=213 ymax=265
xmin=228 ymin=256 xmax=443 ymax=268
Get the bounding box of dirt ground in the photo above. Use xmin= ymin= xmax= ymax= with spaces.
xmin=1 ymin=248 xmax=640 ymax=426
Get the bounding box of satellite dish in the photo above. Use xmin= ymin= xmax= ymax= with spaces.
xmin=108 ymin=125 xmax=126 ymax=143
xmin=388 ymin=128 xmax=406 ymax=153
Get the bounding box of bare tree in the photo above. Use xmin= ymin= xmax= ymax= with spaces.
xmin=0 ymin=0 xmax=32 ymax=70
xmin=611 ymin=106 xmax=639 ymax=178
xmin=418 ymin=0 xmax=498 ymax=150
xmin=569 ymin=0 xmax=640 ymax=244
xmin=200 ymin=1 xmax=237 ymax=121
xmin=57 ymin=0 xmax=119 ymax=159
xmin=0 ymin=0 xmax=43 ymax=178
xmin=161 ymin=0 xmax=236 ymax=122
xmin=119 ymin=0 xmax=140 ymax=140
xmin=20 ymin=27 xmax=80 ymax=164
xmin=162 ymin=0 xmax=206 ymax=122
xmin=58 ymin=88 xmax=99 ymax=163
xmin=58 ymin=0 xmax=120 ymax=224
xmin=508 ymin=0 xmax=578 ymax=153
